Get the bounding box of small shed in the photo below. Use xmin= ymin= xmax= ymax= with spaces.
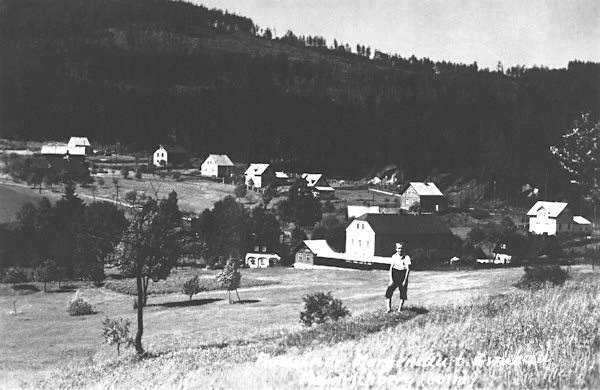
xmin=573 ymin=216 xmax=592 ymax=233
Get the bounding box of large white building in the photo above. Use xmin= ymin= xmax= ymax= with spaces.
xmin=201 ymin=154 xmax=234 ymax=178
xmin=527 ymin=201 xmax=573 ymax=235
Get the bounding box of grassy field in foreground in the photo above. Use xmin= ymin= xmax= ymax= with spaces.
xmin=0 ymin=266 xmax=528 ymax=387
xmin=33 ymin=267 xmax=596 ymax=390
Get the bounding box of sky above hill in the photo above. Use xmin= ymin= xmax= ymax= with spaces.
xmin=193 ymin=0 xmax=600 ymax=70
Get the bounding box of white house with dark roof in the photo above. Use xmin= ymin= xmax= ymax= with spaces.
xmin=527 ymin=201 xmax=573 ymax=235
xmin=201 ymin=154 xmax=234 ymax=178
xmin=301 ymin=173 xmax=335 ymax=199
xmin=153 ymin=144 xmax=187 ymax=167
xmin=399 ymin=182 xmax=445 ymax=212
xmin=244 ymin=163 xmax=275 ymax=188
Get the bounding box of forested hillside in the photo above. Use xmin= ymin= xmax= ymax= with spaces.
xmin=1 ymin=0 xmax=599 ymax=196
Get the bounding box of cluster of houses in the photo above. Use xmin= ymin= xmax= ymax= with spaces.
xmin=39 ymin=138 xmax=594 ymax=271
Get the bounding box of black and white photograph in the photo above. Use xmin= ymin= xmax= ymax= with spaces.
xmin=0 ymin=0 xmax=599 ymax=388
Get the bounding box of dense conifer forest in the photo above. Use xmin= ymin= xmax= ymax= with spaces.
xmin=1 ymin=0 xmax=599 ymax=198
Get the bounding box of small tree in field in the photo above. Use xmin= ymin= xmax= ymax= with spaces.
xmin=113 ymin=190 xmax=182 ymax=355
xmin=234 ymin=182 xmax=247 ymax=200
xmin=34 ymin=259 xmax=58 ymax=292
xmin=101 ymin=317 xmax=133 ymax=357
xmin=182 ymin=275 xmax=206 ymax=301
xmin=120 ymin=167 xmax=129 ymax=179
xmin=216 ymin=259 xmax=242 ymax=303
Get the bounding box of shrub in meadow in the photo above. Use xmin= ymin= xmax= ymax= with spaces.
xmin=516 ymin=264 xmax=570 ymax=290
xmin=182 ymin=275 xmax=206 ymax=301
xmin=300 ymin=291 xmax=350 ymax=327
xmin=101 ymin=317 xmax=133 ymax=357
xmin=66 ymin=291 xmax=95 ymax=316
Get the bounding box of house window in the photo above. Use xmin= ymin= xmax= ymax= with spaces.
xmin=362 ymin=224 xmax=364 ymax=229
xmin=558 ymin=223 xmax=562 ymax=230
xmin=359 ymin=240 xmax=361 ymax=247
xmin=357 ymin=224 xmax=359 ymax=229
xmin=298 ymin=253 xmax=304 ymax=261
xmin=366 ymin=241 xmax=369 ymax=248
xmin=262 ymin=246 xmax=267 ymax=252
xmin=254 ymin=246 xmax=259 ymax=252
xmin=352 ymin=239 xmax=354 ymax=245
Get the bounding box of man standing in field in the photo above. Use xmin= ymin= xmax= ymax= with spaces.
xmin=385 ymin=242 xmax=411 ymax=312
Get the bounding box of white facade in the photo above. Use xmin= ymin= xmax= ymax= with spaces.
xmin=201 ymin=154 xmax=234 ymax=177
xmin=245 ymin=252 xmax=280 ymax=268
xmin=345 ymin=219 xmax=376 ymax=257
xmin=244 ymin=163 xmax=270 ymax=188
xmin=153 ymin=146 xmax=168 ymax=167
xmin=527 ymin=201 xmax=572 ymax=235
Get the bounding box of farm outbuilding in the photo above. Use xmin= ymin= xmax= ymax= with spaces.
xmin=201 ymin=154 xmax=234 ymax=178
xmin=398 ymin=182 xmax=445 ymax=212
xmin=153 ymin=144 xmax=187 ymax=167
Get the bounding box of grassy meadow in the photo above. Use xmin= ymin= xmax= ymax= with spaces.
xmin=2 ymin=265 xmax=598 ymax=388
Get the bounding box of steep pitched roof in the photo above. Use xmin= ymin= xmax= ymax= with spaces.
xmin=67 ymin=137 xmax=91 ymax=148
xmin=407 ymin=182 xmax=443 ymax=196
xmin=527 ymin=201 xmax=569 ymax=217
xmin=302 ymin=173 xmax=323 ymax=187
xmin=355 ymin=213 xmax=452 ymax=235
xmin=159 ymin=144 xmax=186 ymax=154
xmin=245 ymin=163 xmax=270 ymax=176
xmin=573 ymin=216 xmax=591 ymax=225
xmin=294 ymin=239 xmax=338 ymax=256
xmin=207 ymin=154 xmax=233 ymax=166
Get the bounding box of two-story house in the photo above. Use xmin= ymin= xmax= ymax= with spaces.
xmin=244 ymin=163 xmax=276 ymax=189
xmin=153 ymin=144 xmax=187 ymax=167
xmin=527 ymin=201 xmax=573 ymax=235
xmin=201 ymin=154 xmax=234 ymax=178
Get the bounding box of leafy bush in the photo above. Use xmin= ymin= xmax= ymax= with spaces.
xmin=134 ymin=170 xmax=142 ymax=180
xmin=515 ymin=265 xmax=570 ymax=290
xmin=66 ymin=292 xmax=95 ymax=316
xmin=97 ymin=177 xmax=105 ymax=186
xmin=34 ymin=259 xmax=59 ymax=292
xmin=300 ymin=291 xmax=350 ymax=327
xmin=101 ymin=317 xmax=133 ymax=357
xmin=172 ymin=171 xmax=181 ymax=181
xmin=181 ymin=275 xmax=206 ymax=301
xmin=120 ymin=167 xmax=129 ymax=179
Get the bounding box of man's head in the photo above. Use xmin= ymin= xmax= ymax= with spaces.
xmin=395 ymin=242 xmax=404 ymax=254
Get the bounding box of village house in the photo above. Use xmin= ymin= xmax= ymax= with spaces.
xmin=527 ymin=201 xmax=573 ymax=235
xmin=153 ymin=144 xmax=187 ymax=167
xmin=244 ymin=163 xmax=275 ymax=189
xmin=244 ymin=245 xmax=281 ymax=268
xmin=292 ymin=240 xmax=337 ymax=269
xmin=573 ymin=216 xmax=592 ymax=233
xmin=301 ymin=173 xmax=335 ymax=199
xmin=201 ymin=154 xmax=234 ymax=178
xmin=398 ymin=182 xmax=445 ymax=212
xmin=41 ymin=136 xmax=92 ymax=162
xmin=345 ymin=213 xmax=454 ymax=258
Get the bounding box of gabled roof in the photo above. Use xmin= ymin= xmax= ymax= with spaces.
xmin=158 ymin=144 xmax=186 ymax=154
xmin=67 ymin=137 xmax=90 ymax=148
xmin=294 ymin=239 xmax=338 ymax=256
xmin=354 ymin=214 xmax=452 ymax=235
xmin=406 ymin=182 xmax=443 ymax=196
xmin=474 ymin=246 xmax=490 ymax=259
xmin=206 ymin=154 xmax=234 ymax=166
xmin=573 ymin=216 xmax=591 ymax=225
xmin=302 ymin=173 xmax=323 ymax=187
xmin=275 ymin=171 xmax=289 ymax=179
xmin=245 ymin=163 xmax=270 ymax=176
xmin=527 ymin=201 xmax=569 ymax=217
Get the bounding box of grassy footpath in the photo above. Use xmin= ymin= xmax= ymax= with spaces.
xmin=15 ymin=268 xmax=599 ymax=389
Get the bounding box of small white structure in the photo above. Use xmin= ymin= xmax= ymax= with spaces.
xmin=347 ymin=205 xmax=381 ymax=219
xmin=245 ymin=246 xmax=281 ymax=268
xmin=492 ymin=243 xmax=512 ymax=265
xmin=527 ymin=201 xmax=573 ymax=235
xmin=573 ymin=216 xmax=592 ymax=233
xmin=201 ymin=154 xmax=234 ymax=178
